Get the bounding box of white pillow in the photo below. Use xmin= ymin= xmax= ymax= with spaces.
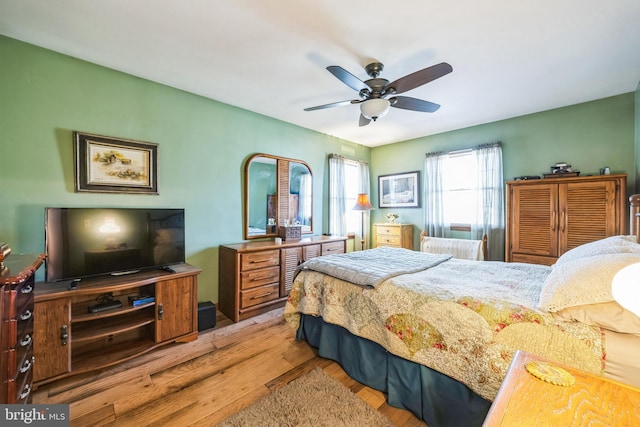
xmin=552 ymin=302 xmax=640 ymax=335
xmin=540 ymin=253 xmax=640 ymax=312
xmin=553 ymin=235 xmax=640 ymax=268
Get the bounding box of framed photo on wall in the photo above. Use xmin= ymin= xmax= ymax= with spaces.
xmin=378 ymin=171 xmax=420 ymax=208
xmin=74 ymin=131 xmax=158 ymax=194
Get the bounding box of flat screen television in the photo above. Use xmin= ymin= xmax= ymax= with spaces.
xmin=45 ymin=207 xmax=185 ymax=282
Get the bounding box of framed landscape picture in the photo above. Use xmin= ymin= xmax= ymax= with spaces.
xmin=378 ymin=171 xmax=420 ymax=208
xmin=74 ymin=131 xmax=158 ymax=194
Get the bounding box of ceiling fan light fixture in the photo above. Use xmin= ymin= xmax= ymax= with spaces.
xmin=360 ymin=98 xmax=390 ymax=121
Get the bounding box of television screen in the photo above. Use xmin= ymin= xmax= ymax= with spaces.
xmin=45 ymin=207 xmax=185 ymax=282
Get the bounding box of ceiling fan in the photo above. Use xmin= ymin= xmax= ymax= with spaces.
xmin=304 ymin=61 xmax=453 ymax=126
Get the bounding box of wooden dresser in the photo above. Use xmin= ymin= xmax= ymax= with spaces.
xmin=1 ymin=253 xmax=44 ymax=404
xmin=219 ymin=235 xmax=346 ymax=322
xmin=373 ymin=223 xmax=413 ymax=250
xmin=506 ymin=174 xmax=626 ymax=265
xmin=484 ymin=350 xmax=640 ymax=426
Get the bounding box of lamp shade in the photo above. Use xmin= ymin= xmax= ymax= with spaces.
xmin=99 ymin=219 xmax=121 ymax=234
xmin=353 ymin=193 xmax=374 ymax=211
xmin=612 ymin=262 xmax=640 ymax=317
xmin=360 ymin=99 xmax=390 ymax=121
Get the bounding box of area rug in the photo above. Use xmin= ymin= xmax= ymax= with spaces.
xmin=216 ymin=368 xmax=395 ymax=426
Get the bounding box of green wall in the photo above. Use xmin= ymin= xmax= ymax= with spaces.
xmin=370 ymin=93 xmax=636 ymax=248
xmin=1 ymin=35 xmax=637 ymax=303
xmin=0 ymin=36 xmax=370 ymax=303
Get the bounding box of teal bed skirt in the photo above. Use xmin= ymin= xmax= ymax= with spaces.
xmin=296 ymin=314 xmax=491 ymax=427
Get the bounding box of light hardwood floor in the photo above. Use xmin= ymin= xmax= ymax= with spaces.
xmin=32 ymin=308 xmax=426 ymax=426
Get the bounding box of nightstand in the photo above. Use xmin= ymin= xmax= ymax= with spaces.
xmin=483 ymin=350 xmax=640 ymax=426
xmin=373 ymin=223 xmax=413 ymax=250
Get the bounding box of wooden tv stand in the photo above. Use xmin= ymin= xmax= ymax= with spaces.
xmin=33 ymin=263 xmax=200 ymax=386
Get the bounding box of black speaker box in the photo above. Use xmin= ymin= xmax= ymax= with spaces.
xmin=197 ymin=301 xmax=216 ymax=332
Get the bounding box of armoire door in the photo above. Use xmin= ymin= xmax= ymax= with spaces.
xmin=509 ymin=183 xmax=559 ymax=260
xmin=559 ymin=180 xmax=618 ymax=254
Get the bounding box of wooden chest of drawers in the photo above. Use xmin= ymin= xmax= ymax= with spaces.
xmin=1 ymin=254 xmax=44 ymax=404
xmin=373 ymin=223 xmax=413 ymax=250
xmin=219 ymin=236 xmax=346 ymax=322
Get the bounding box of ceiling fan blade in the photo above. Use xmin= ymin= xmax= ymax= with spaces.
xmin=359 ymin=114 xmax=371 ymax=127
xmin=327 ymin=65 xmax=371 ymax=92
xmin=390 ymin=96 xmax=441 ymax=113
xmin=386 ymin=62 xmax=453 ymax=95
xmin=304 ymin=99 xmax=359 ymax=111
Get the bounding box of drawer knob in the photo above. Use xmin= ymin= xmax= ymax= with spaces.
xmin=251 ymin=275 xmax=275 ymax=281
xmin=19 ymin=384 xmax=31 ymax=400
xmin=21 ymin=284 xmax=34 ymax=294
xmin=250 ymin=259 xmax=272 ymax=264
xmin=250 ymin=291 xmax=273 ymax=300
xmin=20 ymin=357 xmax=32 ymax=374
xmin=20 ymin=334 xmax=32 ymax=347
xmin=20 ymin=309 xmax=33 ymax=321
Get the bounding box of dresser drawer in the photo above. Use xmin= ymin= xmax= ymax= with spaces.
xmin=240 ymin=283 xmax=280 ymax=309
xmin=376 ymin=225 xmax=401 ymax=236
xmin=376 ymin=235 xmax=402 ymax=246
xmin=240 ymin=266 xmax=280 ymax=290
xmin=303 ymin=244 xmax=321 ymax=261
xmin=4 ymin=307 xmax=34 ymax=348
xmin=322 ymin=241 xmax=345 ymax=255
xmin=5 ymin=335 xmax=33 ymax=378
xmin=4 ymin=279 xmax=35 ymax=319
xmin=6 ymin=339 xmax=33 ymax=380
xmin=240 ymin=250 xmax=280 ymax=271
xmin=7 ymin=364 xmax=33 ymax=404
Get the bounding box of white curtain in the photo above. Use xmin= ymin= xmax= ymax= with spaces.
xmin=298 ymin=173 xmax=312 ymax=226
xmin=328 ymin=155 xmax=346 ymax=237
xmin=424 ymin=152 xmax=448 ymax=237
xmin=329 ymin=155 xmax=371 ymax=250
xmin=357 ymin=161 xmax=372 ymax=251
xmin=473 ymin=143 xmax=505 ymax=260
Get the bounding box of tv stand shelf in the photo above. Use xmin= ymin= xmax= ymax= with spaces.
xmin=72 ymin=310 xmax=155 ymax=342
xmin=33 ymin=264 xmax=201 ymax=386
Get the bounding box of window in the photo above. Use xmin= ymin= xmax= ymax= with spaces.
xmin=343 ymin=160 xmax=361 ymax=233
xmin=424 ymin=142 xmax=504 ymax=260
xmin=442 ymin=150 xmax=476 ymax=228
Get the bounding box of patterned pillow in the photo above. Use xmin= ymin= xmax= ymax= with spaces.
xmin=553 ymin=235 xmax=640 ymax=268
xmin=540 ymin=253 xmax=640 ymax=312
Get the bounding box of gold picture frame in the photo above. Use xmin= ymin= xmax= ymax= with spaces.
xmin=74 ymin=131 xmax=158 ymax=194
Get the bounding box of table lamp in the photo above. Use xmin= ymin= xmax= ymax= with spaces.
xmin=353 ymin=193 xmax=374 ymax=251
xmin=612 ymin=262 xmax=640 ymax=318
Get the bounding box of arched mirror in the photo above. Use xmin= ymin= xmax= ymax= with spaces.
xmin=244 ymin=153 xmax=313 ymax=239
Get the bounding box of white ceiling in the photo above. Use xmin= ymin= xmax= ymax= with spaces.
xmin=1 ymin=0 xmax=640 ymax=147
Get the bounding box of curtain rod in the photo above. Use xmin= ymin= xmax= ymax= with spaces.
xmin=329 ymin=153 xmax=368 ymax=165
xmin=425 ymin=141 xmax=502 ymax=157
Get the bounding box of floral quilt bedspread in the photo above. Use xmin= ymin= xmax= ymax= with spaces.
xmin=284 ymin=257 xmax=604 ymax=401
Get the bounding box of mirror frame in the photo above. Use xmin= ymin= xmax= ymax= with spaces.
xmin=243 ymin=153 xmax=313 ymax=240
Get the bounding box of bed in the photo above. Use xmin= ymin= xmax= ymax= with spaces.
xmin=284 ymin=213 xmax=640 ymax=426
